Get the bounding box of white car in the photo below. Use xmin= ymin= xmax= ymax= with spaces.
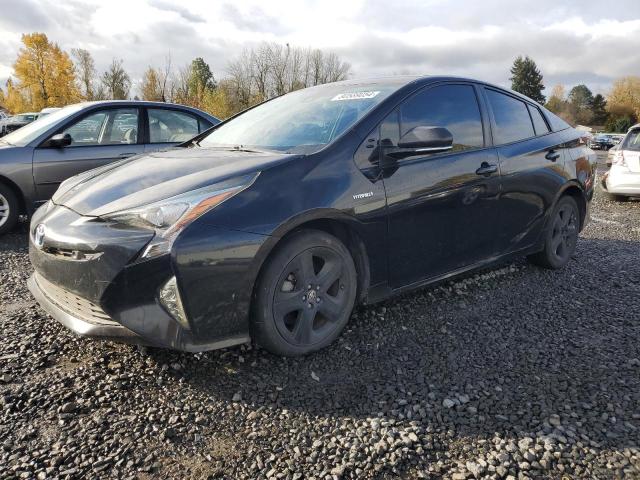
xmin=604 ymin=123 xmax=640 ymax=200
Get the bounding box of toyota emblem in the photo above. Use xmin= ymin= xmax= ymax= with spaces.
xmin=34 ymin=224 xmax=46 ymax=248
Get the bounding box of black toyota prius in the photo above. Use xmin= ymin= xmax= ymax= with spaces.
xmin=28 ymin=76 xmax=596 ymax=356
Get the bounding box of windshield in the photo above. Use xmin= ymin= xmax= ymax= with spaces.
xmin=2 ymin=104 xmax=85 ymax=146
xmin=200 ymin=82 xmax=401 ymax=154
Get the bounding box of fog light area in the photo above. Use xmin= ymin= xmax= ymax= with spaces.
xmin=159 ymin=276 xmax=189 ymax=330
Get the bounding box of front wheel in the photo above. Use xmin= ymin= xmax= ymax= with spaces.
xmin=252 ymin=230 xmax=357 ymax=356
xmin=528 ymin=196 xmax=580 ymax=269
xmin=0 ymin=184 xmax=19 ymax=236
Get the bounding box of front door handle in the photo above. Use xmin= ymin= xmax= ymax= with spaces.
xmin=475 ymin=162 xmax=498 ymax=176
xmin=545 ymin=150 xmax=560 ymax=162
xmin=118 ymin=152 xmax=136 ymax=158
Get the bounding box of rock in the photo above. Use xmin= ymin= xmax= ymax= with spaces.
xmin=443 ymin=398 xmax=456 ymax=408
xmin=60 ymin=402 xmax=78 ymax=413
xmin=549 ymin=414 xmax=562 ymax=427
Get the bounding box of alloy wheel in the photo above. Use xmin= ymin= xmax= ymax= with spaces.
xmin=272 ymin=247 xmax=350 ymax=346
xmin=0 ymin=193 xmax=9 ymax=228
xmin=550 ymin=202 xmax=578 ymax=262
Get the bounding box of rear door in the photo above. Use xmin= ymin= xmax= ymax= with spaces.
xmin=143 ymin=107 xmax=210 ymax=153
xmin=382 ymin=83 xmax=502 ymax=288
xmin=33 ymin=107 xmax=143 ymax=201
xmin=483 ymin=88 xmax=570 ymax=253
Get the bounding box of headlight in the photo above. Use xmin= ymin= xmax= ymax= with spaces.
xmin=102 ymin=172 xmax=259 ymax=259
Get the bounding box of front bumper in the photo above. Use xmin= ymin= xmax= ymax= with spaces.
xmin=28 ymin=203 xmax=264 ymax=352
xmin=28 ymin=272 xmax=140 ymax=341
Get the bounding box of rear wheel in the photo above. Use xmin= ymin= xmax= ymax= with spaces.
xmin=253 ymin=230 xmax=357 ymax=356
xmin=528 ymin=196 xmax=579 ymax=270
xmin=0 ymin=184 xmax=19 ymax=236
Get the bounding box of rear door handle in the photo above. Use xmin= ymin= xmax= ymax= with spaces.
xmin=118 ymin=152 xmax=136 ymax=158
xmin=475 ymin=162 xmax=498 ymax=176
xmin=545 ymin=150 xmax=560 ymax=162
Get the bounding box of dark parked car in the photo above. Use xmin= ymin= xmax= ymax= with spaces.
xmin=590 ymin=134 xmax=614 ymax=150
xmin=28 ymin=76 xmax=596 ymax=356
xmin=0 ymin=101 xmax=219 ymax=234
xmin=0 ymin=112 xmax=38 ymax=136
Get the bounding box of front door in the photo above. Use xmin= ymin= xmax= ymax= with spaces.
xmin=33 ymin=107 xmax=143 ymax=201
xmin=381 ymin=83 xmax=502 ymax=289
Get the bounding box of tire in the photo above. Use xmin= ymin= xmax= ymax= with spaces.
xmin=607 ymin=193 xmax=629 ymax=202
xmin=252 ymin=229 xmax=357 ymax=356
xmin=528 ymin=196 xmax=580 ymax=270
xmin=0 ymin=183 xmax=19 ymax=236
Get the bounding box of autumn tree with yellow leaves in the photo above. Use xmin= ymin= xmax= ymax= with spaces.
xmin=12 ymin=33 xmax=79 ymax=111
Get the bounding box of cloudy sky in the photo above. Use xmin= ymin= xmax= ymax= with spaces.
xmin=0 ymin=0 xmax=639 ymax=97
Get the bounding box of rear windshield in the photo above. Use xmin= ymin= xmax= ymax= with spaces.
xmin=623 ymin=129 xmax=640 ymax=151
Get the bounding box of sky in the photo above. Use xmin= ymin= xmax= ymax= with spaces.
xmin=0 ymin=0 xmax=639 ymax=97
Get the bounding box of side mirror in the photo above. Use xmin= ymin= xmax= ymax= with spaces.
xmin=398 ymin=126 xmax=453 ymax=153
xmin=46 ymin=133 xmax=72 ymax=148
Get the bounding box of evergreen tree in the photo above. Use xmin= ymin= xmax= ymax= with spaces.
xmin=509 ymin=55 xmax=546 ymax=104
xmin=591 ymin=94 xmax=608 ymax=125
xmin=567 ymin=84 xmax=594 ymax=125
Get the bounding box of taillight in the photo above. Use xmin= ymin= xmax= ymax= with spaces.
xmin=613 ymin=151 xmax=627 ymax=167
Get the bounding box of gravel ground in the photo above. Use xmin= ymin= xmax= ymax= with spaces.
xmin=1 ymin=162 xmax=639 ymax=479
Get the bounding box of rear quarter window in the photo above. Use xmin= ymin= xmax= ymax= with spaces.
xmin=542 ymin=107 xmax=571 ymax=132
xmin=528 ymin=105 xmax=550 ymax=136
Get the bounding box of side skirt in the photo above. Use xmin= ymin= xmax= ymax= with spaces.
xmin=362 ymin=244 xmax=542 ymax=306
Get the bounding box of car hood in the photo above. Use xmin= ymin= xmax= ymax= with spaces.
xmin=53 ymin=147 xmax=299 ymax=216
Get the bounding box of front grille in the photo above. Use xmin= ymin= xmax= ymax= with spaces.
xmin=35 ymin=273 xmax=118 ymax=326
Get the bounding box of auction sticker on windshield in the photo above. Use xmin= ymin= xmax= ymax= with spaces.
xmin=331 ymin=91 xmax=380 ymax=101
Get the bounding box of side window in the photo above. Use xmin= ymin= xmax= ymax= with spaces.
xmin=528 ymin=105 xmax=550 ymax=136
xmin=148 ymin=109 xmax=200 ymax=143
xmin=486 ymin=89 xmax=535 ymax=144
xmin=61 ymin=108 xmax=139 ymax=146
xmin=398 ymin=84 xmax=484 ymax=152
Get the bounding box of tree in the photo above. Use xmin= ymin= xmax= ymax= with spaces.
xmin=607 ymin=76 xmax=640 ymax=120
xmin=71 ymin=48 xmax=97 ymax=100
xmin=545 ymin=84 xmax=566 ymax=114
xmin=605 ymin=115 xmax=635 ymax=133
xmin=13 ymin=32 xmax=78 ymax=110
xmin=591 ymin=94 xmax=608 ymax=125
xmin=189 ymin=57 xmax=216 ymax=93
xmin=509 ymin=55 xmax=545 ymax=104
xmin=101 ymin=59 xmax=130 ymax=100
xmin=140 ymin=67 xmax=163 ymax=101
xmin=225 ymin=42 xmax=351 ymax=112
xmin=567 ymin=84 xmax=594 ymax=125
xmin=3 ymin=79 xmax=27 ymax=113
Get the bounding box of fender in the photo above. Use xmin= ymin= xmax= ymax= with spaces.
xmin=537 ymin=180 xmax=587 ymax=245
xmin=247 ymin=207 xmax=367 ymax=291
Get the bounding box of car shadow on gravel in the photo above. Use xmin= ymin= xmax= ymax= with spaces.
xmin=145 ymin=235 xmax=640 ymax=456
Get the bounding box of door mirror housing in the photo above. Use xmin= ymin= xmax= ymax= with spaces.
xmin=45 ymin=133 xmax=72 ymax=148
xmin=398 ymin=126 xmax=453 ymax=152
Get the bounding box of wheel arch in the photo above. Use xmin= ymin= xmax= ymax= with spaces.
xmin=0 ymin=175 xmax=27 ymax=215
xmin=250 ymin=210 xmax=372 ymax=309
xmin=556 ymin=182 xmax=587 ymax=230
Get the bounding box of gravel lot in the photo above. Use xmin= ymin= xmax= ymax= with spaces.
xmin=1 ymin=159 xmax=639 ymax=479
